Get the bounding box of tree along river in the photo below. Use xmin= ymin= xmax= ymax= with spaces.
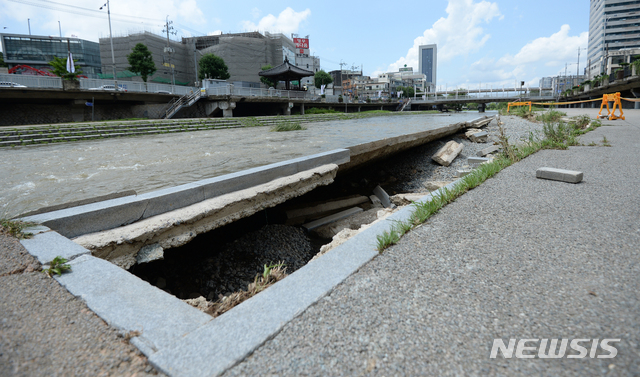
xmin=0 ymin=112 xmax=489 ymax=218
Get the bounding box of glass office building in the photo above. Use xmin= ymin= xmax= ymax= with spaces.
xmin=1 ymin=33 xmax=102 ymax=78
xmin=418 ymin=44 xmax=437 ymax=92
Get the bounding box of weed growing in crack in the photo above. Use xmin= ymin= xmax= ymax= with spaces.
xmin=43 ymin=256 xmax=71 ymax=277
xmin=602 ymin=136 xmax=611 ymax=147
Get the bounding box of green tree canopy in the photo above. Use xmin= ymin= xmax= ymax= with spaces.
xmin=198 ymin=53 xmax=230 ymax=80
xmin=127 ymin=43 xmax=156 ymax=83
xmin=49 ymin=56 xmax=82 ymax=81
xmin=314 ymin=70 xmax=333 ymax=89
xmin=260 ymin=64 xmax=277 ymax=88
xmin=0 ymin=52 xmax=7 ymax=68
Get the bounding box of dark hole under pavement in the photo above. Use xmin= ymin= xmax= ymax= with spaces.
xmin=129 ymin=134 xmax=463 ymax=301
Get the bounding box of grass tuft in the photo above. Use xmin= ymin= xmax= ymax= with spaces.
xmin=0 ymin=219 xmax=36 ymax=239
xmin=271 ymin=122 xmax=306 ymax=132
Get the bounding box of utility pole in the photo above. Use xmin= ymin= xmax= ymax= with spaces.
xmin=27 ymin=18 xmax=31 ymax=35
xmin=100 ymin=1 xmax=118 ymax=91
xmin=163 ymin=16 xmax=177 ymax=86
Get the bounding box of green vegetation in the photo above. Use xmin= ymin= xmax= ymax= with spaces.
xmin=0 ymin=52 xmax=7 ymax=68
xmin=314 ymin=70 xmax=333 ymax=89
xmin=48 ymin=56 xmax=83 ymax=81
xmin=43 ymin=256 xmax=71 ymax=277
xmin=0 ymin=219 xmax=35 ymax=239
xmin=198 ymin=53 xmax=230 ymax=80
xmin=602 ymin=136 xmax=611 ymax=147
xmin=127 ymin=43 xmax=156 ymax=83
xmin=271 ymin=122 xmax=306 ymax=132
xmin=240 ymin=117 xmax=262 ymax=127
xmin=260 ymin=64 xmax=277 ymax=88
xmin=305 ymin=108 xmax=341 ymax=114
xmin=536 ymin=109 xmax=566 ymax=123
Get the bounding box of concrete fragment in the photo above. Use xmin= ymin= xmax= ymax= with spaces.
xmin=369 ymin=195 xmax=383 ymax=207
xmin=456 ymin=170 xmax=472 ymax=178
xmin=464 ymin=128 xmax=482 ymax=138
xmin=469 ymin=131 xmax=488 ymax=143
xmin=302 ymin=207 xmax=364 ymax=231
xmin=536 ymin=167 xmax=583 ymax=183
xmin=310 ymin=208 xmax=380 ymax=239
xmin=285 ymin=196 xmax=369 ymax=219
xmin=373 ymin=185 xmax=396 ymax=209
xmin=432 ymin=140 xmax=463 ymax=167
xmin=477 ymin=145 xmax=501 ymax=157
xmin=136 ymin=243 xmax=164 ymax=264
xmin=422 ymin=181 xmax=453 ymax=191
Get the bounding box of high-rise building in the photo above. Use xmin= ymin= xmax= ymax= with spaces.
xmin=587 ymin=0 xmax=640 ymax=78
xmin=418 ymin=44 xmax=437 ymax=92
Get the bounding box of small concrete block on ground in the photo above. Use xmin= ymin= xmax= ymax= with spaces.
xmin=468 ymin=156 xmax=491 ymax=165
xmin=536 ymin=167 xmax=583 ymax=183
xmin=20 ymin=231 xmax=90 ymax=264
xmin=477 ymin=145 xmax=501 ymax=157
xmin=469 ymin=131 xmax=488 ymax=143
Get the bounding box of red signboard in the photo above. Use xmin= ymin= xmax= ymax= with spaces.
xmin=294 ymin=38 xmax=309 ymax=49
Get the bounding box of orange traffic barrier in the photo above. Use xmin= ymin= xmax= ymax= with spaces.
xmin=507 ymin=101 xmax=531 ymax=112
xmin=598 ymin=93 xmax=624 ymax=120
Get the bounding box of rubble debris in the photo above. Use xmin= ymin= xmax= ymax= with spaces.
xmin=422 ymin=181 xmax=454 ymax=191
xmin=432 ymin=140 xmax=464 ymax=166
xmin=373 ymin=185 xmax=396 ymax=209
xmin=302 ymin=207 xmax=364 ymax=231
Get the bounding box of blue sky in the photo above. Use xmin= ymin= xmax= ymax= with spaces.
xmin=0 ymin=0 xmax=589 ymax=88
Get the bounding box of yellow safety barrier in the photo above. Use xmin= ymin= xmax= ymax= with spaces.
xmin=507 ymin=101 xmax=531 ymax=112
xmin=599 ymin=93 xmax=624 ymax=121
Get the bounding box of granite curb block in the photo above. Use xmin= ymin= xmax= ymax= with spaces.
xmin=20 ymin=149 xmax=350 ymax=238
xmin=54 ymin=254 xmax=213 ymax=356
xmin=147 ymin=179 xmax=465 ymax=377
xmin=20 ymin=231 xmax=91 ymax=264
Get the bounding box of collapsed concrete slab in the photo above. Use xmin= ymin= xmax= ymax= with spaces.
xmin=477 ymin=145 xmax=501 ymax=157
xmin=469 ymin=131 xmax=488 ymax=143
xmin=74 ymin=164 xmax=340 ymax=269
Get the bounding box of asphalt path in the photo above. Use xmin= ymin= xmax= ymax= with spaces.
xmin=224 ymin=109 xmax=640 ymax=376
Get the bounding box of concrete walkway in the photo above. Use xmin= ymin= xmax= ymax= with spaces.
xmin=224 ymin=110 xmax=640 ymax=376
xmin=1 ymin=109 xmax=638 ymax=376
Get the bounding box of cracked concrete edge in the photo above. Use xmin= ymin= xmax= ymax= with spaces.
xmin=74 ymin=163 xmax=339 ymax=269
xmin=19 ymin=149 xmax=351 ymax=239
xmin=20 ymin=231 xmax=91 ymax=264
xmin=146 ymin=179 xmax=466 ymax=377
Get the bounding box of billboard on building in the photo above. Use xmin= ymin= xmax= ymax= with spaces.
xmin=294 ymin=38 xmax=309 ymax=54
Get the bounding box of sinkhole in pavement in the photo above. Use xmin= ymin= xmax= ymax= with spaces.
xmin=128 ymin=136 xmax=458 ymax=311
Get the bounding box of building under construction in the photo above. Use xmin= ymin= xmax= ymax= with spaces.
xmin=99 ymin=31 xmax=320 ymax=87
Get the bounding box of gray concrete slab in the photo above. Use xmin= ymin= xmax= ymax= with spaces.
xmin=19 ymin=231 xmax=90 ymax=264
xmin=21 ymin=149 xmax=350 ymax=239
xmin=302 ymin=207 xmax=364 ymax=231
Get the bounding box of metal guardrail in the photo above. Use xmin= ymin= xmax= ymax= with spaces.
xmin=163 ymin=90 xmax=203 ymax=119
xmin=0 ymin=73 xmax=62 ymax=89
xmin=415 ymin=91 xmax=556 ymax=103
xmin=205 ymin=85 xmax=319 ymax=100
xmin=0 ymin=74 xmax=198 ymax=95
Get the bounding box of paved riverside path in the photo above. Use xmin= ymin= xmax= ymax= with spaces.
xmin=224 ymin=111 xmax=640 ymax=376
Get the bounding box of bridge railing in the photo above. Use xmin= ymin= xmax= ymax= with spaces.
xmin=0 ymin=73 xmax=62 ymax=89
xmin=205 ymin=85 xmax=320 ymax=100
xmin=79 ymin=79 xmax=197 ymax=95
xmin=0 ymin=74 xmax=197 ymax=95
xmin=415 ymin=90 xmax=556 ymax=103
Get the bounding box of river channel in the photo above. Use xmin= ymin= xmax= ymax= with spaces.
xmin=0 ymin=112 xmax=487 ymax=218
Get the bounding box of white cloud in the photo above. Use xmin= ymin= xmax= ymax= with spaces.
xmin=468 ymin=24 xmax=589 ymax=86
xmin=385 ymin=0 xmax=502 ymax=74
xmin=241 ymin=7 xmax=311 ymax=34
xmin=0 ymin=0 xmax=206 ymax=43
xmin=251 ymin=8 xmax=261 ymax=20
